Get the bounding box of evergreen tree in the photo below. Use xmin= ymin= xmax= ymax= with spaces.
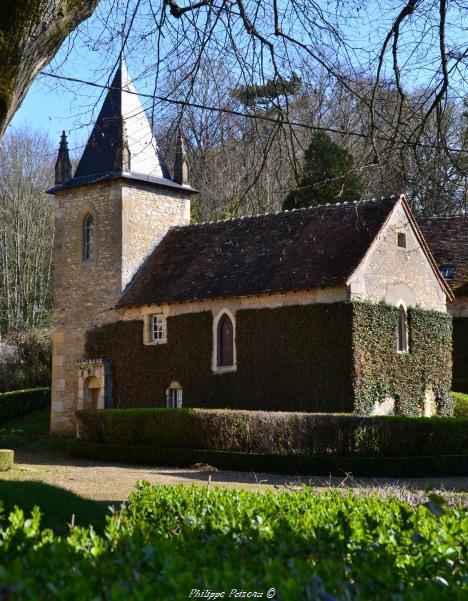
xmin=283 ymin=132 xmax=362 ymax=210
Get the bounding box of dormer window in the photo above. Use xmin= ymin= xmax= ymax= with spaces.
xmin=440 ymin=265 xmax=455 ymax=279
xmin=397 ymin=232 xmax=407 ymax=249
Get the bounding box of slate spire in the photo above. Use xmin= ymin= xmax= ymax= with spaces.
xmin=173 ymin=129 xmax=189 ymax=186
xmin=74 ymin=58 xmax=169 ymax=180
xmin=54 ymin=131 xmax=72 ymax=184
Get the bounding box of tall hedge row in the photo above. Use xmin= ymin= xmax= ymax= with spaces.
xmin=76 ymin=408 xmax=468 ymax=457
xmin=85 ymin=301 xmax=452 ymax=415
xmin=352 ymin=303 xmax=453 ymax=415
xmin=0 ymin=387 xmax=50 ymax=422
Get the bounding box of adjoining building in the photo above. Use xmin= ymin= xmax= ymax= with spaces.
xmin=418 ymin=216 xmax=468 ymax=392
xmin=47 ymin=60 xmax=454 ymax=436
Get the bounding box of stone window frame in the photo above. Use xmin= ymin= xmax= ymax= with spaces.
xmin=78 ymin=206 xmax=98 ymax=262
xmin=396 ymin=231 xmax=407 ymax=249
xmin=397 ymin=300 xmax=409 ymax=353
xmin=144 ymin=311 xmax=167 ymax=345
xmin=212 ymin=308 xmax=237 ymax=374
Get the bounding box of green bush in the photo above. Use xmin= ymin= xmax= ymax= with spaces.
xmin=0 ymin=483 xmax=466 ymax=599
xmin=0 ymin=449 xmax=13 ymax=470
xmin=69 ymin=440 xmax=468 ymax=477
xmin=76 ymin=408 xmax=468 ymax=457
xmin=0 ymin=387 xmax=50 ymax=423
xmin=453 ymin=392 xmax=468 ymax=418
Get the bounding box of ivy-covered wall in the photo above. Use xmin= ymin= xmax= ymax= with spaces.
xmin=85 ymin=303 xmax=355 ymax=413
xmin=453 ymin=317 xmax=468 ymax=393
xmin=85 ymin=301 xmax=453 ymax=416
xmin=352 ymin=302 xmax=453 ymax=415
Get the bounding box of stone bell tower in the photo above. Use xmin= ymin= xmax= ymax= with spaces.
xmin=47 ymin=59 xmax=196 ymax=435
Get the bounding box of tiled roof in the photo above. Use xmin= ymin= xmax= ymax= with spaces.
xmin=118 ymin=196 xmax=400 ymax=308
xmin=418 ymin=215 xmax=468 ymax=295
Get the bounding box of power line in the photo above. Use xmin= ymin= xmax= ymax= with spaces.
xmin=42 ymin=70 xmax=468 ymax=156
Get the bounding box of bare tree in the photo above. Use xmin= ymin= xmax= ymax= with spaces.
xmin=0 ymin=127 xmax=55 ymax=334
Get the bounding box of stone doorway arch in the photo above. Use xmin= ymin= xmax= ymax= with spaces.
xmin=83 ymin=375 xmax=102 ymax=409
xmin=78 ymin=359 xmax=112 ymax=410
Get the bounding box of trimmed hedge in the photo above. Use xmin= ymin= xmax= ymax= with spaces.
xmin=0 ymin=387 xmax=50 ymax=422
xmin=0 ymin=449 xmax=14 ymax=471
xmin=75 ymin=408 xmax=468 ymax=457
xmin=69 ymin=441 xmax=468 ymax=477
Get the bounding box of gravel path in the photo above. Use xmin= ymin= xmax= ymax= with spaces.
xmin=0 ymin=450 xmax=466 ymax=503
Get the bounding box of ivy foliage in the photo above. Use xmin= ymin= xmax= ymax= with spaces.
xmin=86 ymin=303 xmax=355 ymax=413
xmin=85 ymin=301 xmax=452 ymax=416
xmin=353 ymin=302 xmax=452 ymax=415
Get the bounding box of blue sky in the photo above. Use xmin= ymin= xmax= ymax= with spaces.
xmin=9 ymin=1 xmax=466 ymax=161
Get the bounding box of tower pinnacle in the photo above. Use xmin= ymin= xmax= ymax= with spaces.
xmin=54 ymin=131 xmax=72 ymax=184
xmin=173 ymin=129 xmax=189 ymax=186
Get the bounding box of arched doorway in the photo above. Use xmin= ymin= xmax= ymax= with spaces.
xmin=83 ymin=375 xmax=102 ymax=409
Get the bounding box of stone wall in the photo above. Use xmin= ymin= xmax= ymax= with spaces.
xmin=50 ymin=179 xmax=191 ymax=435
xmin=121 ymin=182 xmax=190 ymax=289
xmin=350 ymin=203 xmax=447 ymax=312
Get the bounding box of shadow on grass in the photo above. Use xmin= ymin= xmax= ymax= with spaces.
xmin=0 ymin=480 xmax=114 ymax=534
xmin=0 ymin=408 xmax=69 ymax=453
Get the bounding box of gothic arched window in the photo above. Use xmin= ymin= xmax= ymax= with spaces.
xmin=397 ymin=304 xmax=408 ymax=353
xmin=83 ymin=213 xmax=95 ymax=260
xmin=217 ymin=313 xmax=234 ymax=367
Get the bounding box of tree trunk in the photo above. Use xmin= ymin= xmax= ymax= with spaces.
xmin=0 ymin=0 xmax=99 ymax=138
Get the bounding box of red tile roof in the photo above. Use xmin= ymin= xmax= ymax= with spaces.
xmin=418 ymin=215 xmax=468 ymax=296
xmin=118 ymin=196 xmax=401 ymax=307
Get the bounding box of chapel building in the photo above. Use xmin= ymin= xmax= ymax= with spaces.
xmin=48 ymin=61 xmax=455 ymax=436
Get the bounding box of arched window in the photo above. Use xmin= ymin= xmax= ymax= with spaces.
xmin=83 ymin=213 xmax=94 ymax=260
xmin=397 ymin=304 xmax=408 ymax=353
xmin=217 ymin=313 xmax=234 ymax=366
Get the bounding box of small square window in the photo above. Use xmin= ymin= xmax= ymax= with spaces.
xmin=397 ymin=233 xmax=407 ymax=248
xmin=150 ymin=314 xmax=165 ymax=342
xmin=440 ymin=265 xmax=455 ymax=279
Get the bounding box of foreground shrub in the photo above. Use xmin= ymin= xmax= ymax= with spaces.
xmin=0 ymin=483 xmax=466 ymax=600
xmin=0 ymin=387 xmax=50 ymax=423
xmin=76 ymin=408 xmax=468 ymax=457
xmin=0 ymin=330 xmax=51 ymax=392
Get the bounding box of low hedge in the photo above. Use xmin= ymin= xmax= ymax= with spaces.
xmin=0 ymin=449 xmax=14 ymax=471
xmin=453 ymin=392 xmax=468 ymax=418
xmin=0 ymin=387 xmax=50 ymax=422
xmin=69 ymin=441 xmax=468 ymax=477
xmin=76 ymin=408 xmax=468 ymax=457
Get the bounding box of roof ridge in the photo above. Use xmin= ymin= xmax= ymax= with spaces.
xmin=175 ymin=195 xmax=400 ymax=230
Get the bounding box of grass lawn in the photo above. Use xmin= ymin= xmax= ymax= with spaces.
xmin=0 ymin=407 xmax=68 ymax=452
xmin=0 ymin=480 xmax=110 ymax=534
